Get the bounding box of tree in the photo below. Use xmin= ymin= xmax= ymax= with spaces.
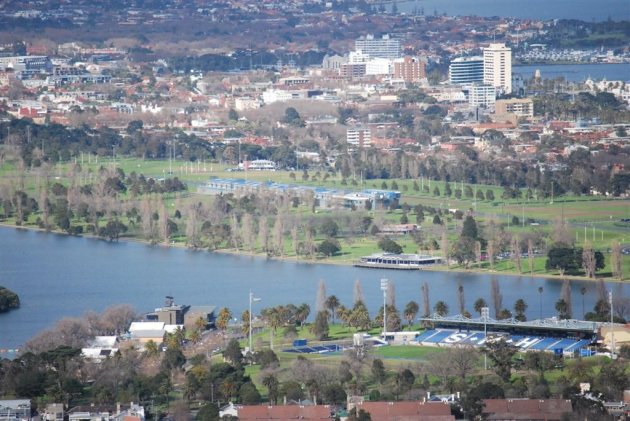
xmin=216 ymin=307 xmax=232 ymax=334
xmin=491 ymin=278 xmax=503 ymax=319
xmin=457 ymin=284 xmax=466 ymax=315
xmin=486 ymin=190 xmax=495 ymax=201
xmin=611 ymin=241 xmax=623 ymax=280
xmin=474 ymin=298 xmax=488 ymax=316
xmin=284 ymin=107 xmax=305 ymax=127
xmin=255 ymin=349 xmax=279 ymax=370
xmin=280 ymin=380 xmax=305 ymax=402
xmin=316 ymin=280 xmax=327 ymax=313
xmin=325 ymin=295 xmax=340 ymax=324
xmin=514 ymin=299 xmax=528 ymax=322
xmin=483 ymin=339 xmax=518 ymax=382
xmin=196 ymin=403 xmax=220 ymax=421
xmin=434 ymin=301 xmax=448 ymax=316
xmin=449 ymin=345 xmax=480 ymax=379
xmin=239 ymin=382 xmax=262 ymax=404
xmin=451 ymin=237 xmax=476 ymax=268
xmin=310 ymin=310 xmax=329 ymax=340
xmin=317 ymin=239 xmax=340 ymax=256
xmin=262 ymin=374 xmax=280 ymax=404
xmin=162 ymin=345 xmax=186 ymax=372
xmin=461 ymin=215 xmax=479 ymax=240
xmin=0 ymin=286 xmax=20 ymax=312
xmin=444 ymin=182 xmax=452 ymax=197
xmin=228 ymin=109 xmax=239 ymax=121
xmin=371 ymin=359 xmax=387 ymax=384
xmin=101 ymin=218 xmax=128 ymax=241
xmin=224 ymin=339 xmax=243 ymax=366
xmin=320 ymin=218 xmax=339 ymax=238
xmin=378 ymin=237 xmax=403 ymax=254
xmin=403 ymin=301 xmax=419 ymax=328
xmin=295 ymin=303 xmax=310 ymax=326
xmin=422 ymin=282 xmax=431 ymax=317
xmin=347 ymin=408 xmax=372 ymax=421
xmin=144 ymin=340 xmax=159 ymax=357
xmin=581 ymin=243 xmax=596 ymax=278
xmin=555 ymin=299 xmax=570 ymax=320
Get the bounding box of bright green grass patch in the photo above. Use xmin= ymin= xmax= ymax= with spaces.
xmin=371 ymin=345 xmax=445 ymax=360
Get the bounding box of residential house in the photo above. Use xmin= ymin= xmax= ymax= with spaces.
xmin=43 ymin=404 xmax=64 ymax=421
xmin=236 ymin=405 xmax=332 ymax=420
xmin=349 ymin=401 xmax=455 ymax=420
xmin=482 ymin=399 xmax=572 ymax=420
xmin=0 ymin=400 xmax=32 ymax=421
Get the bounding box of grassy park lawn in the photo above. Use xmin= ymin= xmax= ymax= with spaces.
xmin=371 ymin=345 xmax=445 ymax=360
xmin=3 ymin=156 xmax=630 ymax=279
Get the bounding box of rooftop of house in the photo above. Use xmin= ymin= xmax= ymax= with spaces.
xmin=482 ymin=399 xmax=573 ymax=420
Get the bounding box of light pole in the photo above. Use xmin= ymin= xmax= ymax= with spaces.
xmin=249 ymin=290 xmax=261 ymax=355
xmin=380 ymin=279 xmax=389 ymax=340
xmin=481 ymin=307 xmax=489 ymax=371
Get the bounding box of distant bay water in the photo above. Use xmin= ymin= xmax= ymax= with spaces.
xmin=392 ymin=0 xmax=630 ymax=22
xmin=513 ymin=63 xmax=630 ymax=82
xmin=0 ymin=227 xmax=627 ymax=357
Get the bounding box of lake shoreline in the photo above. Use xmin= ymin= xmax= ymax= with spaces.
xmin=1 ymin=222 xmax=624 ymax=285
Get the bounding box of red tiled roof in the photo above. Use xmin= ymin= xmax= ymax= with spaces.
xmin=237 ymin=405 xmax=331 ymax=420
xmin=483 ymin=399 xmax=572 ymax=420
xmin=354 ymin=401 xmax=454 ymax=420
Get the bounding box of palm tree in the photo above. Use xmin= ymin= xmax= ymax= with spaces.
xmin=241 ymin=309 xmax=250 ymax=336
xmin=474 ymin=298 xmax=487 ymax=316
xmin=325 ymin=295 xmax=340 ymax=325
xmin=349 ymin=301 xmax=371 ymax=331
xmin=194 ymin=315 xmax=207 ymax=332
xmin=144 ymin=339 xmax=159 ymax=357
xmin=434 ymin=301 xmax=448 ymax=316
xmin=336 ymin=305 xmax=349 ymax=327
xmin=403 ymin=301 xmax=419 ymax=328
xmin=262 ymin=374 xmax=280 ymax=405
xmin=514 ymin=299 xmax=528 ymax=322
xmin=190 ymin=329 xmax=201 ymax=344
xmin=216 ymin=307 xmax=232 ymax=334
xmin=555 ymin=298 xmax=569 ymax=319
xmin=295 ymin=303 xmax=310 ymax=326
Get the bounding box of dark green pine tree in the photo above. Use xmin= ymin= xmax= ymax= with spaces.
xmin=461 ymin=215 xmax=478 ymax=240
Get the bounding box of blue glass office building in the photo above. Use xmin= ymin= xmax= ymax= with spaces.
xmin=449 ymin=56 xmax=484 ymax=85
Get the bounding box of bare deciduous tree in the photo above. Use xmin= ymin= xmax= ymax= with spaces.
xmin=527 ymin=238 xmax=534 ymax=275
xmin=491 ymin=277 xmax=503 ymax=318
xmin=487 ymin=239 xmax=495 ymax=270
xmin=316 ymin=279 xmax=327 ymax=313
xmin=611 ymin=241 xmax=623 ymax=280
xmin=582 ymin=242 xmax=596 ymax=279
xmin=259 ymin=217 xmax=269 ymax=253
xmin=560 ymin=279 xmax=573 ymax=319
xmin=272 ymin=214 xmax=285 ymax=257
xmin=290 ymin=225 xmax=299 ymax=257
xmin=448 ymin=345 xmax=480 ymax=379
xmin=241 ymin=212 xmax=255 ymax=252
xmin=421 ymin=281 xmax=430 ymax=317
xmin=457 ymin=283 xmax=465 ymax=315
xmin=353 ymin=279 xmax=364 ymax=305
xmin=441 ymin=230 xmax=449 ymax=268
xmin=511 ymin=236 xmax=522 ymax=274
xmin=612 ymin=284 xmax=630 ymax=321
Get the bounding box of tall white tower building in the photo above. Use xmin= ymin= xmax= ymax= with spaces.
xmin=483 ymin=43 xmax=512 ymax=94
